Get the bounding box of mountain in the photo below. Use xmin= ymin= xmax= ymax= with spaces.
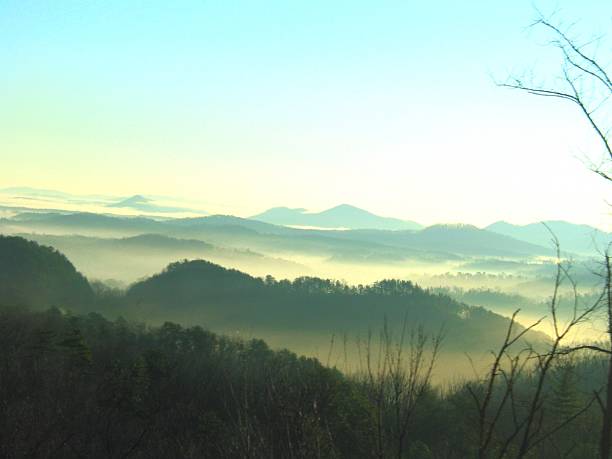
xmin=1 ymin=211 xmax=552 ymax=265
xmin=125 ymin=259 xmax=548 ymax=352
xmin=486 ymin=220 xmax=610 ymax=255
xmin=107 ymin=194 xmax=204 ymax=214
xmin=317 ymin=224 xmax=552 ymax=258
xmin=173 ymin=214 xmax=294 ymax=235
xmin=0 ymin=235 xmax=93 ymax=309
xmin=0 ymin=211 xmax=434 ymax=261
xmin=171 ymin=219 xmax=550 ymax=258
xmin=252 ymin=204 xmax=423 ymax=230
xmin=0 ymin=187 xmax=209 ymax=217
xmin=107 ymin=194 xmax=151 ymax=208
xmin=413 ymin=224 xmax=551 ymax=257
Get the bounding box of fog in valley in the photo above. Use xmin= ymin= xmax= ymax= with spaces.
xmin=2 ymin=191 xmax=609 ymax=361
xmin=3 ymin=1 xmax=612 ymax=456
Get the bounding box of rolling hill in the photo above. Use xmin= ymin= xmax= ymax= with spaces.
xmin=125 ymin=259 xmax=548 ymax=353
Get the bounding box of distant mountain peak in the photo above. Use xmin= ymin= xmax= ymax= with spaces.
xmin=251 ymin=204 xmax=422 ymax=231
xmin=109 ymin=195 xmax=151 ymax=208
xmin=104 ymin=195 xmax=202 ymax=215
xmin=329 ymin=203 xmax=361 ymax=210
xmin=323 ymin=204 xmax=374 ymax=215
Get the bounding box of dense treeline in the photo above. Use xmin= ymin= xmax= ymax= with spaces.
xmin=124 ymin=260 xmax=546 ymax=351
xmin=0 ymin=306 xmax=371 ymax=458
xmin=4 ymin=234 xmax=608 ymax=457
xmin=0 ymin=235 xmax=547 ymax=353
xmin=0 ymin=235 xmax=94 ymax=309
xmin=0 ymin=306 xmax=605 ymax=458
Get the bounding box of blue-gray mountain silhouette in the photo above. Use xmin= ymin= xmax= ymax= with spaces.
xmin=107 ymin=194 xmax=202 ymax=214
xmin=486 ymin=220 xmax=610 ymax=255
xmin=3 ymin=211 xmax=553 ymax=258
xmin=251 ymin=204 xmax=422 ymax=230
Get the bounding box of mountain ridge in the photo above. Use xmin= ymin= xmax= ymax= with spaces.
xmin=251 ymin=204 xmax=423 ymax=230
xmin=2 ymin=210 xmax=554 ymax=259
xmin=486 ymin=220 xmax=610 ymax=255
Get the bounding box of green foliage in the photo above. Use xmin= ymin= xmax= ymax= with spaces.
xmin=0 ymin=307 xmax=372 ymax=458
xmin=0 ymin=236 xmax=548 ymax=355
xmin=0 ymin=235 xmax=94 ymax=310
xmin=125 ymin=259 xmax=547 ymax=352
xmin=0 ymin=235 xmax=603 ymax=458
xmin=0 ymin=306 xmax=604 ymax=458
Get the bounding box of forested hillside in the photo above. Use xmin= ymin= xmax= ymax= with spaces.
xmin=125 ymin=259 xmax=547 ymax=352
xmin=2 ymin=234 xmax=605 ymax=458
xmin=0 ymin=306 xmax=370 ymax=458
xmin=0 ymin=306 xmax=604 ymax=458
xmin=0 ymin=235 xmax=547 ymax=356
xmin=0 ymin=236 xmax=94 ymax=309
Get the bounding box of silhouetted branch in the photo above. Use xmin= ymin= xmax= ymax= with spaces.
xmin=500 ymin=16 xmax=611 ymax=181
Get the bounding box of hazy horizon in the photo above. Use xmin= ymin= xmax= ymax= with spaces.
xmin=2 ymin=2 xmax=612 ymax=454
xmin=2 ymin=0 xmax=611 ymax=230
xmin=1 ymin=184 xmax=611 ymax=232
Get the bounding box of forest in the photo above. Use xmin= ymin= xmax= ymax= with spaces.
xmin=2 ymin=2 xmax=611 ymax=457
xmin=1 ymin=234 xmax=611 ymax=458
xmin=0 ymin=302 xmax=607 ymax=458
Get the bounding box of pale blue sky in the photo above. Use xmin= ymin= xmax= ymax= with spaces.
xmin=1 ymin=1 xmax=610 ymax=227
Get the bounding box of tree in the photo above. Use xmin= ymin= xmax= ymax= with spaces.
xmin=501 ymin=16 xmax=611 ymax=182
xmin=356 ymin=317 xmax=443 ymax=459
xmin=466 ymin=241 xmax=600 ymax=458
xmin=501 ymin=14 xmax=612 ymax=459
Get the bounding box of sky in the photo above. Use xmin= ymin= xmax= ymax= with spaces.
xmin=1 ymin=0 xmax=611 ymax=229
